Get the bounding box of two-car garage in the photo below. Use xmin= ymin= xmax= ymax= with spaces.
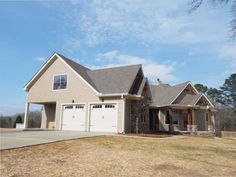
xmin=61 ymin=103 xmax=118 ymax=133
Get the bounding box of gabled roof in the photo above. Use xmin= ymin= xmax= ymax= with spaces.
xmin=24 ymin=53 xmax=143 ymax=95
xmin=150 ymin=81 xmax=191 ymax=106
xmin=150 ymin=81 xmax=214 ymax=108
xmin=88 ymin=65 xmax=141 ymax=94
xmin=57 ymin=54 xmax=98 ymax=91
xmin=190 ymin=93 xmax=214 ymax=107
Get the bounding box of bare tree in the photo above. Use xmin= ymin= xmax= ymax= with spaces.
xmin=189 ymin=0 xmax=236 ymax=39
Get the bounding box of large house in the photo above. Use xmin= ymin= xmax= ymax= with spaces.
xmin=23 ymin=53 xmax=215 ymax=133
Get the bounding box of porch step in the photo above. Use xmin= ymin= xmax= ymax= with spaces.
xmin=180 ymin=131 xmax=215 ymax=137
xmin=197 ymin=131 xmax=215 ymax=137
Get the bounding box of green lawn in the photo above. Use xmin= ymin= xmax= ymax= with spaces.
xmin=1 ymin=136 xmax=236 ymax=177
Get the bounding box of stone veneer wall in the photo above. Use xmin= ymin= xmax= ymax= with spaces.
xmin=130 ymin=99 xmax=150 ymax=133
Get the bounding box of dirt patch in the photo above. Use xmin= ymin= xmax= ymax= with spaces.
xmin=0 ymin=136 xmax=236 ymax=177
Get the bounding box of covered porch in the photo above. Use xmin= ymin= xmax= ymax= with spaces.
xmin=23 ymin=102 xmax=56 ymax=129
xmin=149 ymin=105 xmax=215 ymax=134
xmin=166 ymin=105 xmax=215 ymax=133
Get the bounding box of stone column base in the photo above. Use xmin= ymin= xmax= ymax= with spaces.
xmin=208 ymin=125 xmax=212 ymax=131
xmin=187 ymin=125 xmax=192 ymax=132
xmin=192 ymin=125 xmax=198 ymax=132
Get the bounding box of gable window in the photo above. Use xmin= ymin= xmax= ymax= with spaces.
xmin=53 ymin=74 xmax=67 ymax=90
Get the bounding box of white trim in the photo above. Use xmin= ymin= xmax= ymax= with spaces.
xmin=98 ymin=93 xmax=143 ymax=100
xmin=24 ymin=53 xmax=57 ymax=90
xmin=170 ymin=82 xmax=199 ymax=105
xmin=123 ymin=98 xmax=126 ymax=134
xmin=24 ymin=53 xmax=100 ymax=95
xmin=60 ymin=102 xmax=87 ymax=131
xmin=23 ymin=102 xmax=29 ymax=129
xmin=88 ymin=101 xmax=119 ymax=133
xmin=52 ymin=73 xmax=68 ymax=91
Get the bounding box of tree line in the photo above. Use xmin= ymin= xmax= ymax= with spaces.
xmin=194 ymin=73 xmax=236 ymax=132
xmin=0 ymin=111 xmax=41 ymax=128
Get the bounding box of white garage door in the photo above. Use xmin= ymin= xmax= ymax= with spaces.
xmin=90 ymin=104 xmax=117 ymax=133
xmin=62 ymin=104 xmax=86 ymax=131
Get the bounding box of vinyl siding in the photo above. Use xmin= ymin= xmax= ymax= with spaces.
xmin=27 ymin=57 xmax=125 ymax=133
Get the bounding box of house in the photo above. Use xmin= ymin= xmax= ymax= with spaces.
xmin=23 ymin=53 xmax=215 ymax=133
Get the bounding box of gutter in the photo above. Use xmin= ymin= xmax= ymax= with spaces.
xmin=98 ymin=93 xmax=144 ymax=100
xmin=152 ymin=104 xmax=215 ymax=110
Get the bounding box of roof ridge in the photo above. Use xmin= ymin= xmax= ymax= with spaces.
xmin=90 ymin=64 xmax=141 ymax=71
xmin=171 ymin=81 xmax=190 ymax=87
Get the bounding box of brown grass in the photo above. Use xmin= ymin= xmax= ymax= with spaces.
xmin=0 ymin=136 xmax=236 ymax=177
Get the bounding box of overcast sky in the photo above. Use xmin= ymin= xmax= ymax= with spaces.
xmin=0 ymin=0 xmax=235 ymax=115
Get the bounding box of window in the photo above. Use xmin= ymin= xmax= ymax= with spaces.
xmin=172 ymin=112 xmax=178 ymax=124
xmin=92 ymin=105 xmax=102 ymax=109
xmin=164 ymin=110 xmax=178 ymax=124
xmin=65 ymin=105 xmax=73 ymax=109
xmin=76 ymin=105 xmax=84 ymax=109
xmin=53 ymin=75 xmax=67 ymax=90
xmin=105 ymin=104 xmax=115 ymax=108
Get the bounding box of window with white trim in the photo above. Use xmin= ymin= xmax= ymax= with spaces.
xmin=53 ymin=75 xmax=67 ymax=90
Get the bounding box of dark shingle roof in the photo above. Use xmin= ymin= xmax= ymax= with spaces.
xmin=58 ymin=53 xmax=142 ymax=94
xmin=58 ymin=54 xmax=99 ymax=91
xmin=87 ymin=65 xmax=141 ymax=94
xmin=150 ymin=82 xmax=190 ymax=106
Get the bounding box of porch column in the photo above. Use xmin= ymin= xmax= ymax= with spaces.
xmin=187 ymin=109 xmax=192 ymax=132
xmin=192 ymin=109 xmax=197 ymax=132
xmin=207 ymin=109 xmax=212 ymax=131
xmin=169 ymin=109 xmax=174 ymax=133
xmin=23 ymin=102 xmax=29 ymax=129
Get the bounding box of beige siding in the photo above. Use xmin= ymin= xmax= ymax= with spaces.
xmin=27 ymin=57 xmax=125 ymax=133
xmin=41 ymin=104 xmax=56 ymax=129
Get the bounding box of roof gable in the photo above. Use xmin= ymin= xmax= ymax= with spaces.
xmin=192 ymin=94 xmax=214 ymax=107
xmin=24 ymin=53 xmax=143 ymax=95
xmin=24 ymin=53 xmax=99 ymax=94
xmin=150 ymin=82 xmax=191 ymax=106
xmin=172 ymin=84 xmax=198 ymax=105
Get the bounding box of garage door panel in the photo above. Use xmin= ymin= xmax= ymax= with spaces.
xmin=90 ymin=104 xmax=117 ymax=133
xmin=62 ymin=104 xmax=86 ymax=131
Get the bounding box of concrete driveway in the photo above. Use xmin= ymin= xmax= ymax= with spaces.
xmin=0 ymin=131 xmax=110 ymax=150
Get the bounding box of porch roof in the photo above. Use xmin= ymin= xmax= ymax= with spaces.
xmin=150 ymin=81 xmax=215 ymax=109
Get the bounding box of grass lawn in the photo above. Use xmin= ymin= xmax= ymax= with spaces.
xmin=0 ymin=136 xmax=236 ymax=177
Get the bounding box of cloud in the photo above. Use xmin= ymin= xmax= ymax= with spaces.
xmin=63 ymin=0 xmax=207 ymax=47
xmin=93 ymin=50 xmax=179 ymax=82
xmin=35 ymin=57 xmax=46 ymax=62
